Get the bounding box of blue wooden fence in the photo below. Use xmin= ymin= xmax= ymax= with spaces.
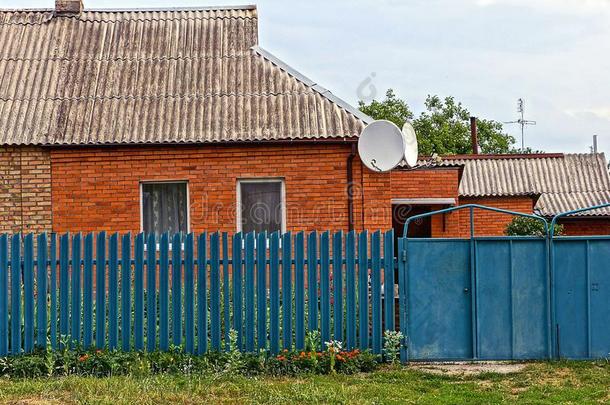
xmin=0 ymin=230 xmax=395 ymax=356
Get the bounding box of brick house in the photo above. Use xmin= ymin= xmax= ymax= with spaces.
xmin=1 ymin=3 xmax=609 ymax=238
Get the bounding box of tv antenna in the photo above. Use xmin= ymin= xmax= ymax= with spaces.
xmin=504 ymin=98 xmax=536 ymax=152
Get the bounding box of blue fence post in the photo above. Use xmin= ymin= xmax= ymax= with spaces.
xmin=146 ymin=233 xmax=157 ymax=352
xmin=121 ymin=233 xmax=131 ymax=352
xmin=36 ymin=233 xmax=48 ymax=349
xmin=83 ymin=233 xmax=94 ymax=349
xmin=232 ymin=233 xmax=243 ymax=350
xmin=134 ymin=233 xmax=144 ymax=351
xmin=269 ymin=232 xmax=280 ymax=355
xmin=70 ymin=233 xmax=82 ymax=348
xmin=320 ymin=231 xmax=330 ymax=347
xmin=197 ymin=232 xmax=207 ymax=355
xmin=171 ymin=233 xmax=182 ymax=347
xmin=159 ymin=233 xmax=169 ymax=351
xmin=0 ymin=234 xmax=7 ymax=356
xmin=96 ymin=232 xmax=107 ymax=349
xmin=371 ymin=231 xmax=382 ymax=354
xmin=346 ymin=231 xmax=356 ymax=350
xmin=282 ymin=232 xmax=292 ymax=350
xmin=332 ymin=231 xmax=343 ymax=342
xmin=11 ymin=234 xmax=21 ymax=354
xmin=256 ymin=232 xmax=267 ymax=352
xmin=245 ymin=232 xmax=255 ymax=352
xmin=383 ymin=230 xmax=395 ymax=334
xmin=295 ymin=232 xmax=305 ymax=350
xmin=210 ymin=232 xmax=221 ymax=351
xmin=307 ymin=232 xmax=318 ymax=333
xmin=49 ymin=234 xmax=57 ymax=350
xmin=184 ymin=233 xmax=195 ymax=354
xmin=398 ymin=237 xmax=408 ymax=363
xmin=222 ymin=232 xmax=230 ymax=351
xmin=108 ymin=233 xmax=119 ymax=350
xmin=23 ymin=234 xmax=34 ymax=353
xmin=59 ymin=233 xmax=69 ymax=348
xmin=358 ymin=231 xmax=368 ymax=350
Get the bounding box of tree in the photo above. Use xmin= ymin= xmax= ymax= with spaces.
xmin=504 ymin=217 xmax=563 ymax=237
xmin=358 ymin=90 xmax=518 ymax=155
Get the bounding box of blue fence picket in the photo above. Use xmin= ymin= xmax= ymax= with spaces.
xmin=245 ymin=232 xmax=255 ymax=352
xmin=197 ymin=233 xmax=207 ymax=355
xmin=184 ymin=233 xmax=195 ymax=354
xmin=320 ymin=231 xmax=330 ymax=347
xmin=134 ymin=233 xmax=144 ymax=351
xmin=332 ymin=231 xmax=343 ymax=341
xmin=397 ymin=237 xmax=408 ymax=363
xmin=307 ymin=232 xmax=318 ymax=333
xmin=159 ymin=233 xmax=169 ymax=351
xmin=232 ymin=233 xmax=243 ymax=350
xmin=282 ymin=232 xmax=292 ymax=350
xmin=269 ymin=232 xmax=280 ymax=354
xmin=59 ymin=233 xmax=69 ymax=347
xmin=371 ymin=231 xmax=382 ymax=354
xmin=49 ymin=234 xmax=57 ymax=350
xmin=256 ymin=232 xmax=267 ymax=351
xmin=11 ymin=234 xmax=21 ymax=354
xmin=96 ymin=232 xmax=107 ymax=349
xmin=0 ymin=235 xmax=7 ymax=356
xmin=358 ymin=231 xmax=368 ymax=350
xmin=146 ymin=233 xmax=157 ymax=352
xmin=346 ymin=231 xmax=356 ymax=350
xmin=295 ymin=232 xmax=305 ymax=350
xmin=383 ymin=230 xmax=395 ymax=334
xmin=36 ymin=233 xmax=48 ymax=349
xmin=83 ymin=233 xmax=94 ymax=349
xmin=210 ymin=232 xmax=221 ymax=351
xmin=23 ymin=234 xmax=34 ymax=352
xmin=121 ymin=233 xmax=131 ymax=351
xmin=171 ymin=233 xmax=182 ymax=347
xmin=108 ymin=233 xmax=119 ymax=350
xmin=222 ymin=233 xmax=230 ymax=350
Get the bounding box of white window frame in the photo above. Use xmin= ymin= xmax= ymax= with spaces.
xmin=139 ymin=180 xmax=190 ymax=234
xmin=236 ymin=178 xmax=286 ymax=234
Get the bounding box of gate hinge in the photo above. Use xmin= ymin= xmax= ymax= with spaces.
xmin=401 ymin=250 xmax=407 ymax=262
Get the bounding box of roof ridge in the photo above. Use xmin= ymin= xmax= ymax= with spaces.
xmin=0 ymin=5 xmax=257 ymax=13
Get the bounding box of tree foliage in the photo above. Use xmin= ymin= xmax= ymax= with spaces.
xmin=504 ymin=217 xmax=563 ymax=237
xmin=358 ymin=90 xmax=519 ymax=155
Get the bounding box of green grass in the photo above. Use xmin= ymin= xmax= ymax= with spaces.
xmin=0 ymin=361 xmax=608 ymax=404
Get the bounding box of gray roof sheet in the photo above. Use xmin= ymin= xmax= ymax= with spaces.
xmin=0 ymin=6 xmax=369 ymax=145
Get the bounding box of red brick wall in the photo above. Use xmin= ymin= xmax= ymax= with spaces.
xmin=0 ymin=146 xmax=52 ymax=233
xmin=559 ymin=218 xmax=610 ymax=236
xmin=457 ymin=196 xmax=536 ymax=237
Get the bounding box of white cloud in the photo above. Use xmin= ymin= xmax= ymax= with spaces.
xmin=474 ymin=0 xmax=610 ymax=15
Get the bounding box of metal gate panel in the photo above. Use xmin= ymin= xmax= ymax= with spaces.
xmin=476 ymin=239 xmax=550 ymax=360
xmin=553 ymin=238 xmax=610 ymax=359
xmin=406 ymin=239 xmax=473 ymax=360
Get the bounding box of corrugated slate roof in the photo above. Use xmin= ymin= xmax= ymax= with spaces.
xmin=0 ymin=6 xmax=369 ymax=145
xmin=433 ymin=153 xmax=610 ymax=217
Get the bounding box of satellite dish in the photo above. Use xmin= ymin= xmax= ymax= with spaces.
xmin=402 ymin=121 xmax=419 ymax=168
xmin=358 ymin=120 xmax=405 ymax=172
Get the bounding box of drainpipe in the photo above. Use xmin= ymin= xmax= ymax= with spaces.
xmin=347 ymin=143 xmax=356 ymax=231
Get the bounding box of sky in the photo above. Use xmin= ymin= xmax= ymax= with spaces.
xmin=4 ymin=0 xmax=610 ymax=155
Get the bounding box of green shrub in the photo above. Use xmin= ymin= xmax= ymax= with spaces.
xmin=504 ymin=217 xmax=562 ymax=237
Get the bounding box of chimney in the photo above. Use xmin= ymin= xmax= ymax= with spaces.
xmin=593 ymin=135 xmax=599 ymax=154
xmin=470 ymin=116 xmax=479 ymax=154
xmin=55 ymin=0 xmax=83 ymax=15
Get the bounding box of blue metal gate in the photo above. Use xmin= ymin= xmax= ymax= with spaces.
xmin=398 ymin=204 xmax=610 ymax=362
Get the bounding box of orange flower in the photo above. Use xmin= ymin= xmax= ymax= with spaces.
xmin=277 ymin=355 xmax=286 ymax=361
xmin=78 ymin=354 xmax=89 ymax=362
xmin=336 ymin=354 xmax=344 ymax=362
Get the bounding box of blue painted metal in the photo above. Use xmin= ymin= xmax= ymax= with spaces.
xmin=83 ymin=233 xmax=94 ymax=349
xmin=197 ymin=232 xmax=207 ymax=355
xmin=171 ymin=233 xmax=182 ymax=347
xmin=383 ymin=230 xmax=394 ymax=335
xmin=0 ymin=234 xmax=7 ymax=356
xmin=222 ymin=232 xmax=230 ymax=351
xmin=210 ymin=232 xmax=221 ymax=351
xmin=269 ymin=232 xmax=280 ymax=355
xmin=332 ymin=231 xmax=343 ymax=341
xmin=59 ymin=234 xmax=69 ymax=348
xmin=294 ymin=232 xmax=305 ymax=350
xmin=36 ymin=233 xmax=48 ymax=349
xmin=256 ymin=232 xmax=267 ymax=351
xmin=358 ymin=231 xmax=368 ymax=351
xmin=345 ymin=231 xmax=356 ymax=350
xmin=232 ymin=233 xmax=243 ymax=350
xmin=134 ymin=233 xmax=144 ymax=351
xmin=320 ymin=231 xmax=330 ymax=347
xmin=70 ymin=233 xmax=82 ymax=347
xmin=159 ymin=233 xmax=169 ymax=351
xmin=10 ymin=234 xmax=21 ymax=354
xmin=96 ymin=232 xmax=107 ymax=349
xmin=307 ymin=231 xmax=318 ymax=333
xmin=108 ymin=233 xmax=119 ymax=350
xmin=146 ymin=233 xmax=157 ymax=352
xmin=371 ymin=231 xmax=382 ymax=355
xmin=184 ymin=233 xmax=195 ymax=353
xmin=23 ymin=234 xmax=34 ymax=352
xmin=397 ymin=237 xmax=407 ymax=363
xmin=282 ymin=232 xmax=292 ymax=349
xmin=244 ymin=232 xmax=255 ymax=352
xmin=121 ymin=233 xmax=131 ymax=351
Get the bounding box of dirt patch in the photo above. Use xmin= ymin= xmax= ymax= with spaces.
xmin=410 ymin=362 xmax=527 ymax=376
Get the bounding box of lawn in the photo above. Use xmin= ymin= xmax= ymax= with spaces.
xmin=0 ymin=361 xmax=608 ymax=404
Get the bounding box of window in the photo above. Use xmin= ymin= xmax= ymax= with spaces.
xmin=141 ymin=182 xmax=188 ymax=235
xmin=237 ymin=179 xmax=285 ymax=234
